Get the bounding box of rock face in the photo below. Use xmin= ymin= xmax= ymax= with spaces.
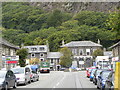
xmin=29 ymin=2 xmax=119 ymax=13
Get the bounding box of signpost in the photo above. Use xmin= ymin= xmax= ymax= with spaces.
xmin=2 ymin=56 xmax=19 ymax=69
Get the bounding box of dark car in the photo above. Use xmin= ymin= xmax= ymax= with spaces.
xmin=97 ymin=70 xmax=112 ymax=89
xmin=105 ymin=71 xmax=114 ymax=90
xmin=93 ymin=69 xmax=103 ymax=85
xmin=0 ymin=70 xmax=17 ymax=89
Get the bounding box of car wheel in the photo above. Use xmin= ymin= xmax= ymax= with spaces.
xmin=37 ymin=77 xmax=39 ymax=81
xmin=13 ymin=81 xmax=17 ymax=88
xmin=5 ymin=83 xmax=8 ymax=90
xmin=29 ymin=79 xmax=31 ymax=83
xmin=24 ymin=79 xmax=27 ymax=85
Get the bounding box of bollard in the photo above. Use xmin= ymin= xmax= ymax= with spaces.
xmin=114 ymin=62 xmax=120 ymax=90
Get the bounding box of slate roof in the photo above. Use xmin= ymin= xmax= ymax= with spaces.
xmin=1 ymin=38 xmax=19 ymax=49
xmin=24 ymin=45 xmax=49 ymax=53
xmin=61 ymin=41 xmax=102 ymax=47
xmin=109 ymin=41 xmax=120 ymax=49
xmin=47 ymin=52 xmax=62 ymax=58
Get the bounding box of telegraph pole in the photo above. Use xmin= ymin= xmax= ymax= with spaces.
xmin=0 ymin=3 xmax=2 ymax=70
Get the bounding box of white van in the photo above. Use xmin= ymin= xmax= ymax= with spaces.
xmin=11 ymin=67 xmax=31 ymax=85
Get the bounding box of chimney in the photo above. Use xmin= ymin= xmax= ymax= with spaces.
xmin=97 ymin=39 xmax=100 ymax=44
xmin=62 ymin=40 xmax=65 ymax=46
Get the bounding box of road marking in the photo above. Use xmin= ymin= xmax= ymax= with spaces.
xmin=53 ymin=73 xmax=66 ymax=88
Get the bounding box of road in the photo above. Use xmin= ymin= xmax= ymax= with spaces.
xmin=17 ymin=71 xmax=97 ymax=89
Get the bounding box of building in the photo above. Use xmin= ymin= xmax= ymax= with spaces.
xmin=61 ymin=41 xmax=102 ymax=69
xmin=0 ymin=39 xmax=19 ymax=69
xmin=23 ymin=45 xmax=62 ymax=71
xmin=109 ymin=41 xmax=120 ymax=64
xmin=47 ymin=52 xmax=62 ymax=71
xmin=23 ymin=45 xmax=49 ymax=62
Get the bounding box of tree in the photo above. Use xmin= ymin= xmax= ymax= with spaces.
xmin=60 ymin=47 xmax=73 ymax=68
xmin=106 ymin=7 xmax=120 ymax=39
xmin=29 ymin=58 xmax=40 ymax=65
xmin=16 ymin=48 xmax=28 ymax=67
xmin=92 ymin=49 xmax=104 ymax=59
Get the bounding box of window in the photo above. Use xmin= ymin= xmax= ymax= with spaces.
xmin=57 ymin=59 xmax=60 ymax=63
xmin=40 ymin=53 xmax=44 ymax=57
xmin=31 ymin=48 xmax=37 ymax=51
xmin=40 ymin=58 xmax=44 ymax=61
xmin=39 ymin=47 xmax=45 ymax=51
xmin=79 ymin=49 xmax=83 ymax=55
xmin=31 ymin=53 xmax=35 ymax=57
xmin=87 ymin=52 xmax=90 ymax=55
xmin=51 ymin=59 xmax=53 ymax=63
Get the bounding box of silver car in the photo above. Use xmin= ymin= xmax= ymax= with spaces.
xmin=11 ymin=67 xmax=31 ymax=85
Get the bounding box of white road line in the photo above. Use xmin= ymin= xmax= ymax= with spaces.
xmin=53 ymin=73 xmax=66 ymax=88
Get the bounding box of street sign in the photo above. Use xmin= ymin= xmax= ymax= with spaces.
xmin=2 ymin=56 xmax=19 ymax=64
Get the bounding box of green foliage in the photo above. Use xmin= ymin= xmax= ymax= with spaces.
xmin=16 ymin=48 xmax=28 ymax=67
xmin=73 ymin=11 xmax=108 ymax=28
xmin=46 ymin=9 xmax=72 ymax=28
xmin=92 ymin=49 xmax=104 ymax=58
xmin=2 ymin=2 xmax=118 ymax=52
xmin=60 ymin=47 xmax=73 ymax=68
xmin=48 ymin=30 xmax=81 ymax=51
xmin=106 ymin=9 xmax=120 ymax=39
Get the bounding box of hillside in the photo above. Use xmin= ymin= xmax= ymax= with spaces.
xmin=30 ymin=2 xmax=119 ymax=13
xmin=2 ymin=2 xmax=119 ymax=51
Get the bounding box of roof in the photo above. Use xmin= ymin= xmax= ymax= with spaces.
xmin=47 ymin=52 xmax=63 ymax=58
xmin=109 ymin=41 xmax=120 ymax=49
xmin=61 ymin=41 xmax=102 ymax=47
xmin=1 ymin=38 xmax=19 ymax=49
xmin=24 ymin=45 xmax=49 ymax=53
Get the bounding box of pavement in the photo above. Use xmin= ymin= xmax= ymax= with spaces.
xmin=16 ymin=71 xmax=97 ymax=89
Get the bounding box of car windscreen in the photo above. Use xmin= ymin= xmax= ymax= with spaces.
xmin=91 ymin=69 xmax=96 ymax=75
xmin=96 ymin=70 xmax=102 ymax=76
xmin=12 ymin=68 xmax=24 ymax=74
xmin=0 ymin=71 xmax=6 ymax=78
xmin=102 ymin=71 xmax=111 ymax=80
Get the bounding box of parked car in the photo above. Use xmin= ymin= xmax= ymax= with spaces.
xmin=97 ymin=70 xmax=112 ymax=89
xmin=86 ymin=66 xmax=96 ymax=78
xmin=11 ymin=67 xmax=31 ymax=85
xmin=93 ymin=69 xmax=103 ymax=85
xmin=31 ymin=70 xmax=39 ymax=82
xmin=0 ymin=70 xmax=17 ymax=89
xmin=25 ymin=65 xmax=39 ymax=81
xmin=105 ymin=71 xmax=114 ymax=90
xmin=90 ymin=69 xmax=96 ymax=81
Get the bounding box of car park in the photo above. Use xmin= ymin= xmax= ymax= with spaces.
xmin=11 ymin=67 xmax=31 ymax=85
xmin=97 ymin=70 xmax=112 ymax=89
xmin=105 ymin=71 xmax=114 ymax=90
xmin=0 ymin=70 xmax=17 ymax=89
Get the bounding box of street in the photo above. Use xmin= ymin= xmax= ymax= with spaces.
xmin=17 ymin=71 xmax=96 ymax=89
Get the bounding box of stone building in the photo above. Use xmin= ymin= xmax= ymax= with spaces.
xmin=61 ymin=41 xmax=102 ymax=69
xmin=23 ymin=45 xmax=49 ymax=62
xmin=110 ymin=41 xmax=120 ymax=62
xmin=0 ymin=39 xmax=19 ymax=69
xmin=47 ymin=52 xmax=62 ymax=71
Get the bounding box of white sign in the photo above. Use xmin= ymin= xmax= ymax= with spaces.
xmin=2 ymin=56 xmax=19 ymax=61
xmin=79 ymin=61 xmax=84 ymax=64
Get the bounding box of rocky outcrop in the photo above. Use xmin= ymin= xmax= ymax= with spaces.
xmin=29 ymin=2 xmax=119 ymax=13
